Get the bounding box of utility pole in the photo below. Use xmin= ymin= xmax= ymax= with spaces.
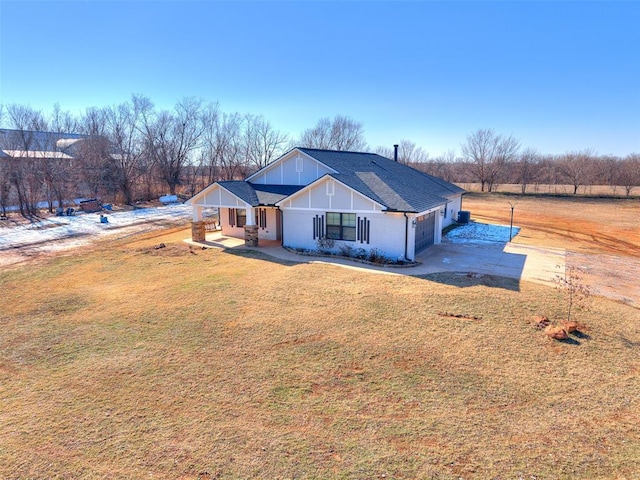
xmin=508 ymin=201 xmax=517 ymax=241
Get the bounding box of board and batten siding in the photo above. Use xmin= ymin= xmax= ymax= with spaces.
xmin=279 ymin=177 xmax=383 ymax=212
xmin=279 ymin=177 xmax=412 ymax=260
xmin=198 ymin=184 xmax=249 ymax=208
xmin=249 ymin=151 xmax=334 ymax=186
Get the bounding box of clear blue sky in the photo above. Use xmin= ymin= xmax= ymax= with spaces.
xmin=1 ymin=0 xmax=638 ymax=156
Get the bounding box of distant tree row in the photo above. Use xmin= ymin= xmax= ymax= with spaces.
xmin=412 ymin=129 xmax=640 ymax=197
xmin=1 ymin=99 xmax=638 ymax=217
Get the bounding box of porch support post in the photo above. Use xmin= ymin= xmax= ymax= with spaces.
xmin=193 ymin=205 xmax=203 ymax=222
xmin=244 ymin=206 xmax=255 ymax=225
xmin=192 ymin=204 xmax=206 ymax=242
xmin=244 ymin=206 xmax=258 ymax=246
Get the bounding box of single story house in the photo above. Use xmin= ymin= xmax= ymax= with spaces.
xmin=187 ymin=147 xmax=465 ymax=261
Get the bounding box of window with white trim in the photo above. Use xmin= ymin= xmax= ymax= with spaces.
xmin=326 ymin=212 xmax=356 ymax=241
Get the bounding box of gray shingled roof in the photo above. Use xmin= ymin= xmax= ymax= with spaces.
xmin=219 ymin=181 xmax=304 ymax=206
xmin=253 ymin=184 xmax=305 ymax=205
xmin=297 ymin=148 xmax=465 ymax=212
xmin=0 ymin=129 xmax=87 ymax=152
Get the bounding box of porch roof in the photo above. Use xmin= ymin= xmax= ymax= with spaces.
xmin=219 ymin=181 xmax=304 ymax=207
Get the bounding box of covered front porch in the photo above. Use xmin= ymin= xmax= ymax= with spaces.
xmin=190 ymin=205 xmax=281 ymax=247
xmin=186 ymin=181 xmax=292 ymax=247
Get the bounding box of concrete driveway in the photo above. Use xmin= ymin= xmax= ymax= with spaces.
xmin=416 ymin=240 xmax=565 ymax=286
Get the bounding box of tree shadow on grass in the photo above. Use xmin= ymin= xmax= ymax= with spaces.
xmin=416 ymin=271 xmax=521 ymax=292
xmin=224 ymin=247 xmax=300 ymax=267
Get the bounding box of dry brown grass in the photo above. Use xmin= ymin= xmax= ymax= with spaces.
xmin=463 ymin=193 xmax=640 ymax=256
xmin=1 ymin=223 xmax=639 ymax=479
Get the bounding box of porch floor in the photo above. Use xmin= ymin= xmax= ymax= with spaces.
xmin=184 ymin=231 xmax=281 ymax=250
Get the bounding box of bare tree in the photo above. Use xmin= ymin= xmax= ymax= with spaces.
xmin=593 ymin=155 xmax=620 ymax=194
xmin=102 ymin=100 xmax=150 ymax=203
xmin=618 ymin=154 xmax=640 ymax=197
xmin=40 ymin=146 xmax=71 ymax=213
xmin=400 ymin=139 xmax=429 ymax=164
xmin=141 ymin=97 xmax=204 ymax=195
xmin=4 ymin=105 xmax=48 ymax=217
xmin=514 ymin=148 xmax=542 ymax=194
xmin=488 ymin=134 xmax=520 ymax=192
xmin=199 ymin=103 xmax=222 ymax=185
xmin=216 ymin=112 xmax=246 ymax=181
xmin=244 ymin=114 xmax=288 ymax=171
xmin=0 ymin=131 xmax=10 ymax=217
xmin=49 ymin=103 xmax=79 ymax=133
xmin=461 ymin=129 xmax=520 ymax=192
xmin=557 ymin=150 xmax=595 ymax=195
xmin=298 ymin=115 xmax=367 ymax=151
xmin=200 ymin=109 xmax=250 ymax=182
xmin=376 ymin=139 xmax=429 ymax=164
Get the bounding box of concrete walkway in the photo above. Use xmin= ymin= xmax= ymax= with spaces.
xmin=185 ymin=232 xmax=565 ymax=288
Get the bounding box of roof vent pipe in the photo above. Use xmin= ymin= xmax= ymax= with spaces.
xmin=393 ymin=144 xmax=399 ymax=162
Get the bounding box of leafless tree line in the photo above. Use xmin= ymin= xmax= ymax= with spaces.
xmin=1 ymin=99 xmax=638 ymax=219
xmin=0 ymin=97 xmax=292 ymax=216
xmin=411 ymin=129 xmax=640 ymax=197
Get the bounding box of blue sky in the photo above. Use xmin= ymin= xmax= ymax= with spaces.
xmin=1 ymin=0 xmax=638 ymax=156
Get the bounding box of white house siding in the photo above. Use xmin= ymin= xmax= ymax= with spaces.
xmin=257 ymin=208 xmax=279 ymax=241
xmin=198 ymin=185 xmax=248 ymax=209
xmin=442 ymin=195 xmax=462 ymax=228
xmin=367 ymin=212 xmax=411 ymax=260
xmin=281 ymin=209 xmax=319 ymax=251
xmin=281 ymin=209 xmax=411 ymax=260
xmin=218 ymin=207 xmax=279 ymax=241
xmin=280 ymin=177 xmax=382 ymax=212
xmin=219 ymin=208 xmax=246 ymax=238
xmin=249 ymin=151 xmax=333 ymax=186
xmin=279 ymin=177 xmax=417 ymax=259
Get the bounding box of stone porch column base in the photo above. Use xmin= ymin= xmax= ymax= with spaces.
xmin=192 ymin=221 xmax=206 ymax=242
xmin=244 ymin=225 xmax=259 ymax=247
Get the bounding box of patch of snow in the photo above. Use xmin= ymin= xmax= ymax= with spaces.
xmin=445 ymin=221 xmax=520 ymax=244
xmin=0 ymin=204 xmax=192 ymax=251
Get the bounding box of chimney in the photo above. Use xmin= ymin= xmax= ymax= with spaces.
xmin=393 ymin=144 xmax=399 ymax=162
